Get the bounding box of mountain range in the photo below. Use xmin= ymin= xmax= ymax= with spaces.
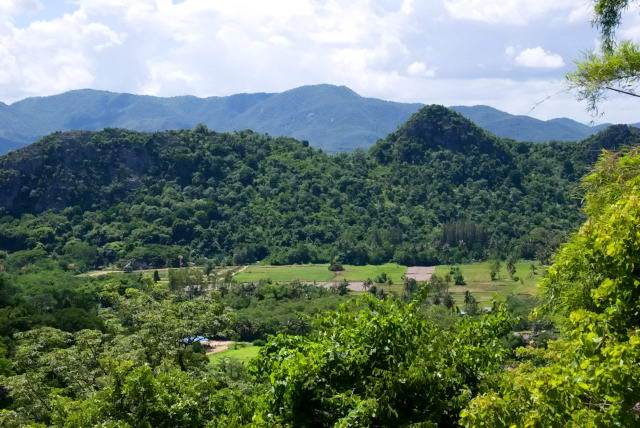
xmin=0 ymin=84 xmax=637 ymax=155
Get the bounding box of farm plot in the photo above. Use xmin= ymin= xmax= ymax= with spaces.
xmin=233 ymin=264 xmax=334 ymax=283
xmin=234 ymin=263 xmax=408 ymax=284
xmin=435 ymin=261 xmax=542 ymax=306
xmin=405 ymin=266 xmax=435 ymax=281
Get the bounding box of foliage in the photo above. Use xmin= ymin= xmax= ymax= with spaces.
xmin=505 ymin=294 xmax=541 ymax=330
xmin=221 ymin=281 xmax=346 ymax=341
xmin=451 ymin=266 xmax=466 ymax=285
xmin=332 ymin=279 xmax=350 ymax=296
xmin=374 ymin=271 xmax=390 ymax=284
xmin=0 ymin=274 xmax=252 ymax=426
xmin=168 ymin=268 xmax=206 ymax=298
xmin=463 ymin=291 xmax=479 ymax=316
xmin=328 ymin=262 xmax=344 ymax=271
xmin=567 ymin=1 xmax=640 ymax=112
xmin=568 ymin=41 xmax=640 ymax=113
xmin=489 ymin=259 xmax=501 ymax=281
xmin=506 ymin=254 xmax=518 ymax=280
xmin=250 ymin=296 xmax=515 ymax=426
xmin=3 ymin=107 xmax=637 ymax=269
xmin=461 ymin=147 xmax=640 ymax=426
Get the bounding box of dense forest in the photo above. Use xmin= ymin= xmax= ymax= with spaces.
xmin=0 ymin=144 xmax=638 ymax=426
xmin=1 ymin=105 xmax=638 ymax=272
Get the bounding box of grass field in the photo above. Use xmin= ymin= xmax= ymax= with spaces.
xmin=207 ymin=345 xmax=261 ymax=364
xmin=233 ymin=264 xmax=334 ymax=282
xmin=234 ymin=263 xmax=407 ymax=284
xmin=435 ymin=261 xmax=542 ymax=306
xmin=83 ymin=261 xmax=540 ymax=306
xmin=333 ymin=263 xmax=407 ymax=284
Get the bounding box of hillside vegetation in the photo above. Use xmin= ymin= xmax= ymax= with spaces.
xmin=1 ymin=105 xmax=639 ymax=271
xmin=1 ymin=103 xmax=640 ymax=427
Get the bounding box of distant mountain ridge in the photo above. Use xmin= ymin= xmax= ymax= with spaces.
xmin=0 ymin=84 xmax=637 ymax=155
xmin=449 ymin=105 xmax=617 ymax=142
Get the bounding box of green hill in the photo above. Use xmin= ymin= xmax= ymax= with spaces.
xmin=1 ymin=106 xmax=639 ymax=269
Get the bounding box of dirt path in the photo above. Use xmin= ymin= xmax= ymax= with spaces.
xmin=81 ymin=270 xmax=123 ymax=277
xmin=204 ymin=340 xmax=236 ymax=355
xmin=232 ymin=266 xmax=248 ymax=276
xmin=405 ymin=266 xmax=435 ymax=282
xmin=312 ymin=281 xmax=369 ymax=292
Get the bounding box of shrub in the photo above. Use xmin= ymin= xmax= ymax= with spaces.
xmin=328 ymin=263 xmax=344 ymax=272
xmin=450 ymin=266 xmax=466 ymax=285
xmin=374 ymin=272 xmax=389 ymax=283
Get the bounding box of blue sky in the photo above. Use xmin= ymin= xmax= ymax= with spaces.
xmin=0 ymin=0 xmax=639 ymax=123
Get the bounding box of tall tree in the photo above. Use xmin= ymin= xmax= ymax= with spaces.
xmin=567 ymin=1 xmax=640 ymax=112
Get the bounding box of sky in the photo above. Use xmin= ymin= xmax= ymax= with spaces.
xmin=0 ymin=0 xmax=639 ymax=124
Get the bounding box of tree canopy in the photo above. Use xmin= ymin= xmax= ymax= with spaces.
xmin=2 ymin=107 xmax=638 ymax=269
xmin=568 ymin=0 xmax=640 ymax=112
xmin=461 ymin=147 xmax=640 ymax=426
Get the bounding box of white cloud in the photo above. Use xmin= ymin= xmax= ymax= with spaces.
xmin=0 ymin=0 xmax=636 ymax=124
xmin=515 ymin=47 xmax=565 ymax=68
xmin=567 ymin=4 xmax=592 ymax=23
xmin=0 ymin=0 xmax=41 ymax=16
xmin=621 ymin=12 xmax=640 ymax=42
xmin=0 ymin=7 xmax=123 ymax=99
xmin=443 ymin=0 xmax=588 ymax=24
xmin=0 ymin=0 xmax=422 ymax=101
xmin=407 ymin=61 xmax=435 ymax=78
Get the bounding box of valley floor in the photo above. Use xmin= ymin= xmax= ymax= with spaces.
xmin=84 ymin=260 xmax=542 ymax=305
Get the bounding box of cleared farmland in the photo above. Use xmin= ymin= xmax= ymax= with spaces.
xmin=234 ymin=263 xmax=407 ymax=284
xmin=435 ymin=261 xmax=541 ymax=305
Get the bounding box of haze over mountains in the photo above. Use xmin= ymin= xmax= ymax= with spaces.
xmin=0 ymin=84 xmax=637 ymax=155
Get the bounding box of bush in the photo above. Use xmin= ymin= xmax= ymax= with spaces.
xmin=374 ymin=272 xmax=389 ymax=283
xmin=332 ymin=279 xmax=349 ymax=296
xmin=328 ymin=263 xmax=344 ymax=272
xmin=450 ymin=266 xmax=466 ymax=285
xmin=252 ymin=339 xmax=266 ymax=347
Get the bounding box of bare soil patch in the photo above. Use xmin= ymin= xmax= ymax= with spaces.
xmin=204 ymin=340 xmax=237 ymax=354
xmin=405 ymin=266 xmax=435 ymax=281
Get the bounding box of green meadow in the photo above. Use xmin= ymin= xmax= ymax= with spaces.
xmin=208 ymin=345 xmax=261 ymax=364
xmin=234 ymin=263 xmax=407 ymax=284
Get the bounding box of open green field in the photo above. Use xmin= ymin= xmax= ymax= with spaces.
xmin=233 ymin=264 xmax=334 ymax=282
xmin=333 ymin=263 xmax=407 ymax=284
xmin=234 ymin=263 xmax=407 ymax=284
xmin=208 ymin=345 xmax=261 ymax=364
xmin=435 ymin=261 xmax=542 ymax=306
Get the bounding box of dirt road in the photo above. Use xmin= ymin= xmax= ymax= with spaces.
xmin=313 ymin=281 xmax=369 ymax=292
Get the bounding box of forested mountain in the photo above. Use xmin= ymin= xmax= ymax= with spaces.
xmin=0 ymin=85 xmax=420 ymax=155
xmin=1 ymin=85 xmax=636 ymax=155
xmin=2 ymin=105 xmax=639 ymax=270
